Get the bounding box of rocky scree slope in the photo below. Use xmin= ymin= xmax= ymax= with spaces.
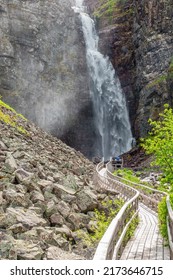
xmin=0 ymin=102 xmax=119 ymax=260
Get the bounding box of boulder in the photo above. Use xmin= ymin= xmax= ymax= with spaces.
xmin=67 ymin=213 xmax=90 ymax=231
xmin=37 ymin=180 xmax=53 ymax=189
xmin=3 ymin=189 xmax=30 ymax=207
xmin=5 ymin=153 xmax=17 ymax=172
xmin=53 ymin=184 xmax=77 ymax=198
xmin=50 ymin=212 xmax=65 ymax=226
xmin=0 ymin=141 xmax=7 ymax=150
xmin=76 ymin=189 xmax=98 ymax=212
xmin=15 ymin=168 xmax=34 ymax=184
xmin=57 ymin=201 xmax=71 ymax=218
xmin=7 ymin=223 xmax=28 ymax=234
xmin=46 ymin=246 xmax=83 ymax=260
xmin=6 ymin=207 xmax=47 ymax=228
xmin=31 ymin=190 xmax=45 ymax=203
xmin=0 ymin=232 xmax=17 ymax=259
xmin=14 ymin=240 xmax=44 ymax=260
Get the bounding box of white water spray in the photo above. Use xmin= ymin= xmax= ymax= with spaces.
xmin=73 ymin=0 xmax=132 ymax=160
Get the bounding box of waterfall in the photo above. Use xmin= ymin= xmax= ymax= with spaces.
xmin=73 ymin=0 xmax=132 ymax=160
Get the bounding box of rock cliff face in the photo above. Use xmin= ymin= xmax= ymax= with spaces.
xmin=0 ymin=0 xmax=96 ymax=158
xmin=85 ymin=0 xmax=173 ymax=138
xmin=1 ymin=0 xmax=173 ymax=154
xmin=133 ymin=0 xmax=173 ymax=137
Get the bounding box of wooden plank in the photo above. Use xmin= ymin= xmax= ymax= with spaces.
xmin=120 ymin=204 xmax=170 ymax=260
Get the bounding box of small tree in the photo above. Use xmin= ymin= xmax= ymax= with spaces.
xmin=141 ymin=104 xmax=173 ymax=189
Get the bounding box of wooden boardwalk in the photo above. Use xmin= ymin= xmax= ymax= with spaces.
xmin=96 ymin=163 xmax=172 ymax=260
xmin=120 ymin=204 xmax=170 ymax=260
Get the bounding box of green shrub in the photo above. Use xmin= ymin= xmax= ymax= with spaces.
xmin=91 ymin=198 xmax=124 ymax=242
xmin=158 ymin=197 xmax=168 ymax=238
xmin=123 ymin=214 xmax=139 ymax=244
xmin=114 ymin=168 xmax=141 ymax=184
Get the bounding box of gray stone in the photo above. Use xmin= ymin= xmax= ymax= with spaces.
xmin=37 ymin=180 xmax=53 ymax=189
xmin=3 ymin=189 xmax=29 ymax=207
xmin=76 ymin=189 xmax=98 ymax=212
xmin=31 ymin=190 xmax=45 ymax=203
xmin=0 ymin=141 xmax=7 ymax=150
xmin=15 ymin=168 xmax=34 ymax=184
xmin=14 ymin=240 xmax=44 ymax=260
xmin=5 ymin=153 xmax=17 ymax=172
xmin=0 ymin=233 xmax=17 ymax=260
xmin=7 ymin=223 xmax=27 ymax=234
xmin=67 ymin=213 xmax=88 ymax=231
xmin=6 ymin=207 xmax=47 ymax=228
xmin=46 ymin=246 xmax=83 ymax=260
xmin=57 ymin=201 xmax=71 ymax=218
xmin=50 ymin=213 xmax=65 ymax=226
xmin=53 ymin=184 xmax=77 ymax=198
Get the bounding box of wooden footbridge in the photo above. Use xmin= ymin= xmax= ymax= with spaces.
xmin=93 ymin=161 xmax=173 ymax=260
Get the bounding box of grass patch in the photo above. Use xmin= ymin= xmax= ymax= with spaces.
xmin=114 ymin=168 xmax=140 ymax=183
xmin=0 ymin=99 xmax=28 ymax=135
xmin=91 ymin=198 xmax=124 ymax=242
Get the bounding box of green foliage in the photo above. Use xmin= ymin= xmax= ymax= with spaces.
xmin=141 ymin=104 xmax=173 ymax=190
xmin=91 ymin=198 xmax=124 ymax=242
xmin=170 ymin=193 xmax=173 ymax=209
xmin=94 ymin=0 xmax=117 ymax=19
xmin=0 ymin=99 xmax=28 ymax=135
xmin=147 ymin=75 xmax=167 ymax=89
xmin=158 ymin=197 xmax=168 ymax=238
xmin=158 ymin=194 xmax=173 ymax=239
xmin=168 ymin=56 xmax=173 ymax=79
xmin=93 ymin=0 xmax=128 ymax=19
xmin=114 ymin=168 xmax=141 ymax=184
xmin=123 ymin=214 xmax=139 ymax=244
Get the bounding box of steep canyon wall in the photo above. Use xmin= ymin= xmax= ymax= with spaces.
xmin=0 ymin=0 xmax=96 ymax=157
xmin=85 ymin=0 xmax=173 ymax=139
xmin=1 ymin=0 xmax=173 ymax=157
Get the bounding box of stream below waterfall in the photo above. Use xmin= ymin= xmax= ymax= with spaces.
xmin=73 ymin=0 xmax=132 ymax=160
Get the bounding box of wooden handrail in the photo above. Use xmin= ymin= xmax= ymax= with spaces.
xmin=93 ymin=161 xmax=173 ymax=260
xmin=106 ymin=162 xmax=166 ymax=211
xmin=93 ymin=161 xmax=139 ymax=260
xmin=106 ymin=161 xmax=173 ymax=259
xmin=166 ymin=195 xmax=173 ymax=259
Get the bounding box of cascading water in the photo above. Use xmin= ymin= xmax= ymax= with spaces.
xmin=73 ymin=0 xmax=132 ymax=160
